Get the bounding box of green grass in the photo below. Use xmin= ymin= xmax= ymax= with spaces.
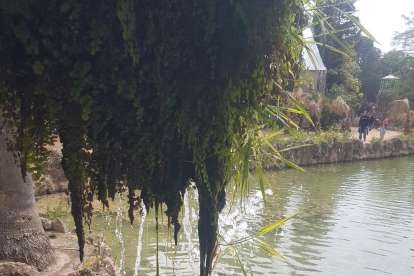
xmin=45 ymin=200 xmax=69 ymax=220
xmin=266 ymin=128 xmax=352 ymax=146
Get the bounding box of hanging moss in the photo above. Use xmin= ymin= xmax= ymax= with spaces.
xmin=1 ymin=0 xmax=307 ymax=274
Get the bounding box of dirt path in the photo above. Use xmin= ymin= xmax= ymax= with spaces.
xmin=350 ymin=127 xmax=401 ymax=143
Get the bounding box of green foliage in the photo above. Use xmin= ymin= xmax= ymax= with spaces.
xmin=380 ymin=51 xmax=414 ymax=108
xmin=355 ymin=36 xmax=382 ymax=102
xmin=0 ymin=0 xmax=307 ymax=272
xmin=268 ymin=128 xmax=352 ymax=145
xmin=375 ymin=90 xmax=396 ymax=122
xmin=319 ymin=84 xmax=359 ymax=128
xmin=45 ymin=200 xmax=70 ymax=221
xmin=398 ymin=132 xmax=414 ymax=141
xmin=370 ymin=137 xmax=381 ymax=144
xmin=0 ymin=0 xmax=373 ymax=274
xmin=392 ymin=12 xmax=414 ymax=52
xmin=216 ymin=212 xmax=302 ymax=275
xmin=311 ymin=128 xmax=352 ymax=143
xmin=313 ymin=0 xmax=361 ymax=92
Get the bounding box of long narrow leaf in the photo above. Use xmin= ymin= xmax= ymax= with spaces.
xmin=304 ymin=40 xmax=349 ymax=57
xmin=275 ymin=154 xmax=305 ymax=172
xmin=258 ymin=211 xmax=302 ymax=236
xmin=266 ymin=108 xmax=297 ymax=137
xmin=277 ymin=143 xmax=311 ymax=153
xmin=333 ymin=6 xmax=378 ymax=43
xmin=260 ymin=129 xmax=285 ymax=141
xmin=255 ymin=239 xmax=286 ymax=261
xmin=241 ymin=139 xmax=251 ymax=196
xmin=324 ymin=21 xmax=352 ymax=55
xmin=300 ymin=17 xmax=330 ymax=32
xmin=304 ymin=45 xmax=319 ymax=73
xmin=283 ymin=91 xmax=314 ymax=127
xmin=267 ymin=105 xmax=299 ymax=128
xmin=320 ymin=16 xmax=327 ymax=57
xmin=256 ymin=168 xmax=267 ymax=205
xmin=234 ymin=247 xmax=248 ymax=276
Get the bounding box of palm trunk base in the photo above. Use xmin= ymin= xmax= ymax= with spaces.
xmin=0 ymin=230 xmax=55 ymax=271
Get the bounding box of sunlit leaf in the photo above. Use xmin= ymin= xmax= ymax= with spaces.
xmin=283 ymin=91 xmax=314 ymax=127
xmin=255 ymin=239 xmax=286 ymax=261
xmin=258 ymin=211 xmax=302 ymax=236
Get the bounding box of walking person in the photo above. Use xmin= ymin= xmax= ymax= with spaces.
xmin=369 ymin=115 xmax=375 ymax=130
xmin=359 ymin=110 xmax=370 ymax=141
xmin=383 ymin=118 xmax=389 ymax=130
xmin=375 ymin=118 xmax=380 ymax=129
xmin=378 ymin=125 xmax=386 ymax=140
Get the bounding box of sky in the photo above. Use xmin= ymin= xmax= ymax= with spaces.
xmin=355 ymin=0 xmax=414 ymax=53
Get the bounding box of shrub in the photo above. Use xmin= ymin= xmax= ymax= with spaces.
xmin=397 ymin=132 xmax=414 ymax=141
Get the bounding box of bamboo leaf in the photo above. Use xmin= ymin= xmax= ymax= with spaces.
xmin=258 ymin=211 xmax=302 ymax=236
xmin=320 ymin=16 xmax=327 ymax=57
xmin=300 ymin=17 xmax=330 ymax=32
xmin=241 ymin=139 xmax=251 ymax=196
xmin=283 ymin=91 xmax=314 ymax=127
xmin=255 ymin=239 xmax=286 ymax=261
xmin=235 ymin=248 xmax=248 ymax=276
xmin=267 ymin=105 xmax=299 ymax=128
xmin=285 ymin=108 xmax=303 ymax=114
xmin=304 ymin=45 xmax=319 ymax=73
xmin=260 ymin=130 xmax=285 ymax=142
xmin=263 ymin=139 xmax=280 ymax=157
xmin=304 ymin=40 xmax=349 ymax=57
xmin=275 ymin=154 xmax=305 ymax=172
xmin=324 ymin=21 xmax=352 ymax=55
xmin=277 ymin=143 xmax=311 ymax=153
xmin=257 ymin=169 xmax=267 ymax=205
xmin=333 ymin=6 xmax=378 ymax=43
xmin=266 ymin=109 xmax=297 ymax=138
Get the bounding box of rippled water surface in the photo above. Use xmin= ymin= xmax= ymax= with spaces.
xmin=63 ymin=156 xmax=414 ymax=275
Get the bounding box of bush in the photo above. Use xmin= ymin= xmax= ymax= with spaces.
xmin=397 ymin=132 xmax=414 ymax=141
xmin=370 ymin=137 xmax=381 ymax=143
xmin=319 ymin=84 xmax=360 ymax=129
xmin=311 ymin=128 xmax=352 ymax=143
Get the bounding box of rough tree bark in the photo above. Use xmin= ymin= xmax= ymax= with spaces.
xmin=0 ymin=111 xmax=55 ymax=270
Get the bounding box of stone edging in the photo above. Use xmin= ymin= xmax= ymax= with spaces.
xmin=265 ymin=138 xmax=414 ymax=169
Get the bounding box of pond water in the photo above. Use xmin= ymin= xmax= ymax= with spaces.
xmin=57 ymin=156 xmax=414 ymax=275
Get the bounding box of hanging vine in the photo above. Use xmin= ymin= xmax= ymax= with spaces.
xmin=0 ymin=0 xmax=333 ymax=274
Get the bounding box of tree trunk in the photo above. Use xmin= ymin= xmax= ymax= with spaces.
xmin=197 ymin=155 xmax=226 ymax=276
xmin=198 ymin=192 xmax=218 ymax=276
xmin=0 ymin=113 xmax=55 ymax=270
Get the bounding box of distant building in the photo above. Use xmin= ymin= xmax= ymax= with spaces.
xmin=380 ymin=74 xmax=400 ymax=91
xmin=302 ymin=29 xmax=327 ymax=93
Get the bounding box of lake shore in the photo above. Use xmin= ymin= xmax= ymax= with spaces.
xmin=267 ymin=136 xmax=414 ymax=170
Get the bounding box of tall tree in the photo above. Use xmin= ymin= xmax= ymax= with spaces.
xmin=381 ymin=51 xmax=414 ymax=108
xmin=355 ymin=36 xmax=382 ymax=102
xmin=393 ymin=12 xmax=414 ymax=53
xmin=0 ymin=108 xmax=55 ymax=270
xmin=313 ymin=0 xmax=361 ymax=92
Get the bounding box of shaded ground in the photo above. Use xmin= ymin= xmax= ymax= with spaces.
xmin=34 ymin=194 xmax=120 ymax=276
xmin=350 ymin=127 xmax=401 ymax=143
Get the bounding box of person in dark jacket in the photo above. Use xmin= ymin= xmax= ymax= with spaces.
xmin=359 ymin=110 xmax=370 ymax=141
xmin=369 ymin=115 xmax=375 ymax=130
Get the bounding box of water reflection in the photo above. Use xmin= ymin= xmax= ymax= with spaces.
xmin=61 ymin=156 xmax=414 ymax=275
